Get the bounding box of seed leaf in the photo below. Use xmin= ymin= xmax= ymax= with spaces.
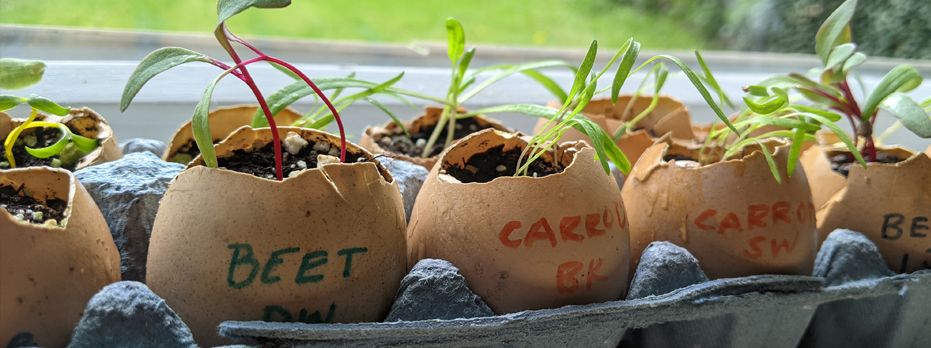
xmin=23 ymin=122 xmax=71 ymax=159
xmin=0 ymin=95 xmax=27 ymax=111
xmin=27 ymin=95 xmax=69 ymax=116
xmin=445 ymin=18 xmax=466 ymax=67
xmin=0 ymin=58 xmax=46 ymax=90
xmin=192 ymin=72 xmax=232 ymax=168
xmin=862 ymin=64 xmax=922 ymax=122
xmin=881 ymin=94 xmax=931 ymax=138
xmin=121 ymin=47 xmax=213 ymax=111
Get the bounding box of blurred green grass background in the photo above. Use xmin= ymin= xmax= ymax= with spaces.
xmin=0 ymin=0 xmax=705 ymax=49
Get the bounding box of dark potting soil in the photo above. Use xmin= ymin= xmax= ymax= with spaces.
xmin=663 ymin=154 xmax=696 ymax=162
xmin=378 ymin=117 xmax=493 ymax=158
xmin=0 ymin=184 xmax=67 ymax=225
xmin=444 ymin=145 xmax=562 ymax=183
xmin=0 ymin=127 xmax=81 ymax=171
xmin=829 ymin=152 xmax=903 ymax=177
xmin=216 ymin=140 xmax=369 ymax=179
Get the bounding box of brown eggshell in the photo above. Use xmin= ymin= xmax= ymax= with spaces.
xmin=163 ymin=104 xmax=302 ymax=163
xmin=1 ymin=107 xmax=122 ymax=170
xmin=533 ymin=96 xmax=696 ymax=164
xmin=0 ymin=168 xmax=121 ymax=347
xmin=407 ymin=129 xmax=630 ymax=314
xmin=146 ymin=126 xmax=407 ymax=345
xmin=358 ymin=106 xmax=511 ymax=170
xmin=621 ymin=138 xmax=817 ymax=279
xmin=816 ymin=147 xmax=930 ymax=273
xmin=800 ymin=144 xmax=848 ymax=210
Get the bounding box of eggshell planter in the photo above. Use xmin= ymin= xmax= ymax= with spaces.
xmin=162 ymin=104 xmax=302 ymax=164
xmin=533 ymin=96 xmax=696 ymax=164
xmin=621 ymin=138 xmax=818 ymax=278
xmin=218 ymin=231 xmax=930 ymax=348
xmin=359 ymin=106 xmax=511 ymax=170
xmin=1 ymin=107 xmax=123 ymax=170
xmin=407 ymin=129 xmax=631 ymax=314
xmin=0 ymin=168 xmax=120 ymax=347
xmin=145 ymin=126 xmax=407 ymax=345
xmin=809 ymin=146 xmax=930 ymax=273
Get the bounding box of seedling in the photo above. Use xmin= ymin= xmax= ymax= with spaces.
xmin=254 ymin=18 xmax=575 ymax=158
xmin=713 ymin=0 xmax=930 ymax=181
xmin=1 ymin=58 xmax=99 ymax=170
xmin=466 ymin=39 xmax=740 ymax=176
xmin=122 ymin=0 xmax=349 ymax=181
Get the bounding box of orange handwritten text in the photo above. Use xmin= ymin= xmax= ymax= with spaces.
xmin=556 ymin=258 xmax=608 ymax=294
xmin=499 ymin=202 xmax=626 ymax=249
xmin=693 ymin=201 xmax=815 ymax=235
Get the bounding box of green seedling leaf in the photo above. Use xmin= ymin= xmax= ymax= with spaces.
xmin=0 ymin=58 xmax=46 ymax=90
xmin=815 ymin=0 xmax=857 ymax=64
xmin=366 ymin=97 xmax=409 ymax=137
xmin=0 ymin=95 xmax=27 ymax=111
xmin=460 ymin=60 xmax=572 ymax=103
xmin=217 ymin=0 xmax=291 ymax=24
xmin=744 ymin=94 xmax=788 ymax=115
xmin=824 ymin=43 xmax=857 ymax=72
xmin=882 ymin=94 xmax=931 ymax=138
xmin=269 ymin=61 xmax=300 ymax=80
xmin=840 ymin=52 xmax=866 ymax=75
xmin=192 ymin=72 xmax=232 ymax=168
xmin=791 ymin=104 xmax=843 ymax=122
xmin=70 ymin=133 xmax=100 ymax=153
xmin=456 ymin=48 xmax=476 ymax=86
xmin=26 ymin=95 xmax=69 ymax=116
xmin=746 ymin=85 xmax=770 ymax=97
xmin=611 ymin=38 xmax=641 ymax=103
xmin=568 ymin=41 xmax=598 ymax=104
xmin=695 ymin=51 xmax=734 ymax=108
xmin=787 ymin=128 xmax=806 ymax=176
xmin=121 ymin=47 xmax=213 ymax=111
xmin=807 ymin=112 xmax=866 ymax=167
xmin=862 ymin=64 xmax=922 ymax=121
xmin=445 ymin=18 xmax=466 ymax=67
xmin=755 ymin=140 xmax=782 ymax=184
xmin=23 ymin=122 xmax=71 ymax=159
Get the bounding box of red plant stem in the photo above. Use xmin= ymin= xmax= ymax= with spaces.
xmin=219 ymin=28 xmax=284 ymax=181
xmin=208 ymin=59 xmax=244 ymax=80
xmin=261 ymin=56 xmax=348 ymax=163
xmin=227 ymin=31 xmax=348 ymax=163
xmin=838 ymin=80 xmax=862 ymax=118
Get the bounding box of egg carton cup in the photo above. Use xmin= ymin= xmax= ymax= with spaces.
xmin=219 ymin=230 xmax=930 ymax=347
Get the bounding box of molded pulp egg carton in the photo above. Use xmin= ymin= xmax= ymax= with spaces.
xmin=219 ymin=230 xmax=931 ymax=348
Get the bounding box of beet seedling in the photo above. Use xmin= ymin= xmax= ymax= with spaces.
xmin=121 ymin=0 xmax=349 ymax=181
xmin=1 ymin=58 xmax=99 ymax=169
xmin=711 ymin=0 xmax=930 ymax=181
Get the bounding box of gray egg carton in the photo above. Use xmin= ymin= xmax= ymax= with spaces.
xmin=218 ymin=230 xmax=930 ymax=347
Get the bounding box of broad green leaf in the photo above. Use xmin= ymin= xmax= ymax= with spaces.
xmin=612 ymin=38 xmax=641 ymax=103
xmin=746 ymin=85 xmax=770 ymax=97
xmin=0 ymin=95 xmax=26 ymax=111
xmin=881 ymin=94 xmax=931 ymax=138
xmin=27 ymin=95 xmax=69 ymax=116
xmin=862 ymin=64 xmax=922 ymax=121
xmin=0 ymin=58 xmax=46 ymax=90
xmin=815 ymin=0 xmax=857 ymax=64
xmin=217 ymin=0 xmax=291 ymax=25
xmin=121 ymin=47 xmax=213 ymax=111
xmin=23 ymin=122 xmax=71 ymax=159
xmin=445 ymin=18 xmax=466 ymax=67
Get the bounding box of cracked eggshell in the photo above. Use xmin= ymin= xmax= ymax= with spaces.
xmin=621 ymin=138 xmax=817 ymax=279
xmin=359 ymin=106 xmax=511 ymax=170
xmin=1 ymin=107 xmax=122 ymax=170
xmin=147 ymin=126 xmax=407 ymax=346
xmin=533 ymin=96 xmax=695 ymax=165
xmin=0 ymin=168 xmax=120 ymax=347
xmin=163 ymin=104 xmax=302 ymax=163
xmin=407 ymin=129 xmax=630 ymax=314
xmin=815 ymin=146 xmax=930 ymax=273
